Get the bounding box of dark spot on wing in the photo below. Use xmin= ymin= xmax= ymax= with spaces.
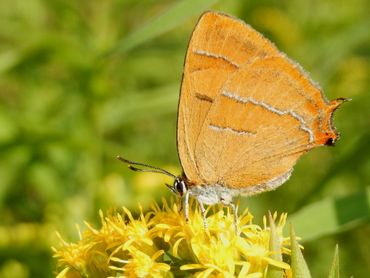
xmin=195 ymin=93 xmax=213 ymax=103
xmin=325 ymin=137 xmax=336 ymax=146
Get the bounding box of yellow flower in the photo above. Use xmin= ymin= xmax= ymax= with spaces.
xmin=53 ymin=199 xmax=294 ymax=278
xmin=110 ymin=247 xmax=170 ymax=278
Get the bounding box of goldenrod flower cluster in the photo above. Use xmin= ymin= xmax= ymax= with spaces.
xmin=53 ymin=199 xmax=294 ymax=278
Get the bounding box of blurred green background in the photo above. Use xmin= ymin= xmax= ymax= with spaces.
xmin=0 ymin=0 xmax=369 ymax=277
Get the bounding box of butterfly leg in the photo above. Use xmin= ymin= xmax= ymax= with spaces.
xmin=178 ymin=197 xmax=183 ymax=212
xmin=183 ymin=190 xmax=190 ymax=222
xmin=197 ymin=199 xmax=208 ymax=229
xmin=229 ymin=202 xmax=239 ymax=234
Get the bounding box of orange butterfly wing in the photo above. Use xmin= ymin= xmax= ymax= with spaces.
xmin=177 ymin=12 xmax=280 ymax=185
xmin=177 ymin=12 xmax=343 ymax=191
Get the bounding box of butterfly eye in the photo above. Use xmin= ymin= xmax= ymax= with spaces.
xmin=174 ymin=179 xmax=187 ymax=197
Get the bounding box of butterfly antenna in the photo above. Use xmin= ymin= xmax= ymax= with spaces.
xmin=117 ymin=156 xmax=177 ymax=178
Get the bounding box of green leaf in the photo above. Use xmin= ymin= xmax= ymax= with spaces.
xmin=290 ymin=225 xmax=312 ymax=278
xmin=328 ymin=245 xmax=340 ymax=278
xmin=266 ymin=212 xmax=284 ymax=278
xmin=105 ymin=0 xmax=220 ymax=56
xmin=288 ymin=187 xmax=370 ymax=242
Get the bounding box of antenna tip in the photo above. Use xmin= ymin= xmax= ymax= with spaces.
xmin=116 ymin=155 xmax=127 ymax=163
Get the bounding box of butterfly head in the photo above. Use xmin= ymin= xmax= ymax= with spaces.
xmin=167 ymin=178 xmax=188 ymax=197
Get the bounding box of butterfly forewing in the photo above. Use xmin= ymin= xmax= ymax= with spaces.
xmin=178 ymin=12 xmax=281 ymax=184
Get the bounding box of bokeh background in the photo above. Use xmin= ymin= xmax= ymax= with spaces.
xmin=0 ymin=0 xmax=369 ymax=277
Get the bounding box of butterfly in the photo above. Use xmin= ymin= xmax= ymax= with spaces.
xmin=118 ymin=11 xmax=347 ymax=229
